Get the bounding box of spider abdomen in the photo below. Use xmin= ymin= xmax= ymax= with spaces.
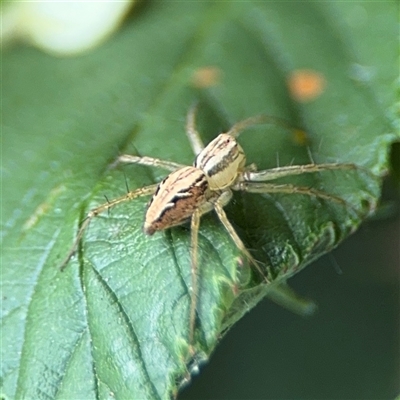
xmin=143 ymin=166 xmax=210 ymax=235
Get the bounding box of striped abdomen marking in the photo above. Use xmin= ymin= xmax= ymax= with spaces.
xmin=195 ymin=133 xmax=246 ymax=190
xmin=144 ymin=166 xmax=209 ymax=235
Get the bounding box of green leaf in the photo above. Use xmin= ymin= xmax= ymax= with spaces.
xmin=2 ymin=2 xmax=397 ymax=399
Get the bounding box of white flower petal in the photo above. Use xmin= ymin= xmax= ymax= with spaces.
xmin=2 ymin=1 xmax=134 ymax=56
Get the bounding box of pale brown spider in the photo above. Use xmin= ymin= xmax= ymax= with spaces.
xmin=60 ymin=106 xmax=359 ymax=346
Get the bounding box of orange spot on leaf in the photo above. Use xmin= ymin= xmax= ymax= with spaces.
xmin=288 ymin=70 xmax=326 ymax=102
xmin=191 ymin=66 xmax=222 ymax=88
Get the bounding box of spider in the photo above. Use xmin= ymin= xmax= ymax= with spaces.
xmin=60 ymin=105 xmax=358 ymax=346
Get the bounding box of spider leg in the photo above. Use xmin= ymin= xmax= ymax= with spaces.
xmin=236 ymin=181 xmax=345 ymax=202
xmin=234 ymin=181 xmax=361 ymax=216
xmin=60 ymin=183 xmax=159 ymax=271
xmin=112 ymin=154 xmax=185 ymax=172
xmin=243 ymin=163 xmax=359 ymax=183
xmin=188 ymin=191 xmax=269 ymax=346
xmin=214 ymin=198 xmax=269 ymax=284
xmin=189 ymin=209 xmax=201 ymax=347
xmin=186 ymin=104 xmax=205 ymax=156
xmin=226 ymin=115 xmax=299 ymax=139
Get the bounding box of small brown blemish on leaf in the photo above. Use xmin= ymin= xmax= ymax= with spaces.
xmin=292 ymin=128 xmax=310 ymax=146
xmin=191 ymin=66 xmax=222 ymax=88
xmin=287 ymin=69 xmax=326 ymax=102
